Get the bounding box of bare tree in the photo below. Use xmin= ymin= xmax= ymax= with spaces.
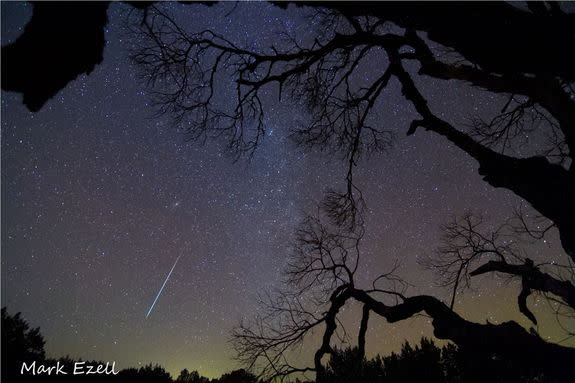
xmin=423 ymin=211 xmax=575 ymax=332
xmin=231 ymin=213 xmax=575 ymax=382
xmin=126 ymin=3 xmax=575 ymax=381
xmin=129 ymin=2 xmax=575 ymax=253
xmin=4 ymin=2 xmax=574 ymax=381
xmin=231 ymin=213 xmax=399 ymax=382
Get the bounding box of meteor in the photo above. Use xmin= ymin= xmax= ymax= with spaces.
xmin=145 ymin=255 xmax=181 ymax=319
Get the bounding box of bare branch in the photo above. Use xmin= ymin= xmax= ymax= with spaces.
xmin=425 ymin=212 xmax=575 ymax=324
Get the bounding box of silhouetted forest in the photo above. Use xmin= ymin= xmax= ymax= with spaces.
xmin=2 ymin=308 xmax=259 ymax=383
xmin=3 ymin=307 xmax=558 ymax=383
xmin=323 ymin=339 xmax=558 ymax=383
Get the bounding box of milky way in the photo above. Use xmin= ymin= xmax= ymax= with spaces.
xmin=1 ymin=2 xmax=571 ymax=378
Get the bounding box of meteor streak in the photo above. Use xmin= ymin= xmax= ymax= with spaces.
xmin=145 ymin=255 xmax=181 ymax=319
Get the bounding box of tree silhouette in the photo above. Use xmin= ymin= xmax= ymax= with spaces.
xmin=1 ymin=2 xmax=109 ymax=112
xmin=2 ymin=307 xmax=46 ymax=382
xmin=122 ymin=4 xmax=575 ymax=380
xmin=176 ymin=368 xmax=210 ymax=383
xmin=5 ymin=4 xmax=573 ymax=244
xmin=323 ymin=339 xmax=445 ymax=383
xmin=215 ymin=369 xmax=258 ymax=383
xmin=325 ymin=337 xmax=559 ymax=383
xmin=230 ymin=213 xmax=574 ymax=382
xmin=118 ymin=364 xmax=173 ymax=383
xmin=422 ymin=212 xmax=575 ymax=326
xmin=126 ymin=2 xmax=575 ymax=255
xmin=2 ymin=308 xmax=265 ymax=383
xmin=3 ymin=2 xmax=575 ymax=382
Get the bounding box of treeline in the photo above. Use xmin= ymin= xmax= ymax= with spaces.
xmin=2 ymin=308 xmax=257 ymax=383
xmin=324 ymin=338 xmax=555 ymax=383
xmin=6 ymin=357 xmax=257 ymax=383
xmin=2 ymin=307 xmax=555 ymax=382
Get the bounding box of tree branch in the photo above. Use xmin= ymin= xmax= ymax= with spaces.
xmin=470 ymin=259 xmax=575 ymax=312
xmin=357 ymin=304 xmax=370 ymax=359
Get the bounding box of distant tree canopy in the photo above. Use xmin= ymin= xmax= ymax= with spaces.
xmin=3 ymin=307 xmax=559 ymax=383
xmin=325 ymin=337 xmax=556 ymax=383
xmin=2 ymin=307 xmax=46 ymax=382
xmin=176 ymin=368 xmax=210 ymax=383
xmin=1 ymin=308 xmax=259 ymax=383
xmin=9 ymin=306 xmax=543 ymax=383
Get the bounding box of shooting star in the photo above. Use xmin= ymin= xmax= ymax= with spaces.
xmin=145 ymin=255 xmax=182 ymax=319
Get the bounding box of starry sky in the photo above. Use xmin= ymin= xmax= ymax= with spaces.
xmin=1 ymin=2 xmax=572 ymax=379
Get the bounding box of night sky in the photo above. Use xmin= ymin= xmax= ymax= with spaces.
xmin=2 ymin=2 xmax=572 ymax=379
